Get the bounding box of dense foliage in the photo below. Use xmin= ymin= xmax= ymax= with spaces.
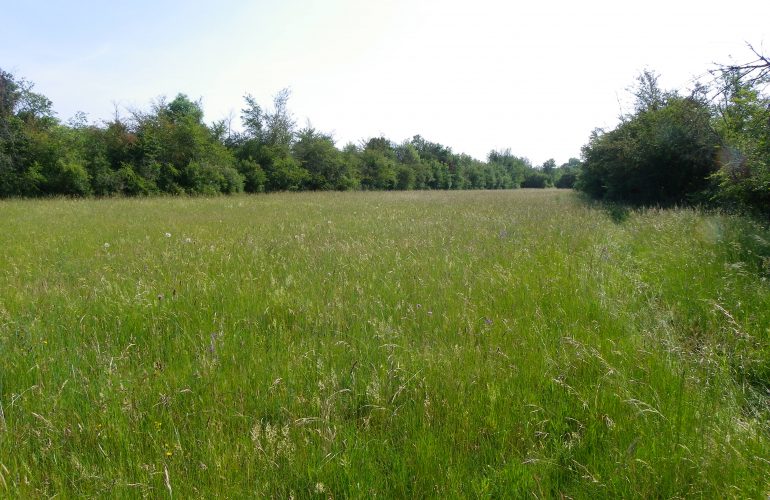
xmin=0 ymin=69 xmax=578 ymax=197
xmin=578 ymin=67 xmax=770 ymax=216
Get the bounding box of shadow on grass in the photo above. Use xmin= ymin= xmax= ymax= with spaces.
xmin=574 ymin=193 xmax=632 ymax=224
xmin=718 ymin=214 xmax=770 ymax=278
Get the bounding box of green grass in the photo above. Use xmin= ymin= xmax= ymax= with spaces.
xmin=1 ymin=190 xmax=769 ymax=498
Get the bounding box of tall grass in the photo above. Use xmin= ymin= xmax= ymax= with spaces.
xmin=1 ymin=190 xmax=768 ymax=497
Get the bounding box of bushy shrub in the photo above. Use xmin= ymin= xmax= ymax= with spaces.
xmin=182 ymin=161 xmax=245 ymax=195
xmin=237 ymin=158 xmax=267 ymax=193
xmin=711 ymin=83 xmax=770 ymax=217
xmin=579 ymin=94 xmax=717 ymax=205
xmin=521 ymin=171 xmax=550 ymax=188
xmin=555 ymin=170 xmax=577 ymax=189
xmin=117 ymin=163 xmax=156 ymax=195
xmin=43 ymin=158 xmax=92 ymax=196
xmin=396 ymin=165 xmax=415 ymax=190
xmin=265 ymin=154 xmax=309 ymax=191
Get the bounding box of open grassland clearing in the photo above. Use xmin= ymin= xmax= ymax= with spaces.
xmin=1 ymin=190 xmax=769 ymax=497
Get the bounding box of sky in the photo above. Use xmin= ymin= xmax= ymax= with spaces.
xmin=1 ymin=0 xmax=768 ymax=165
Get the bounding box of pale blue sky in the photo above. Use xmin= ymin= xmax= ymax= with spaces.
xmin=2 ymin=0 xmax=768 ymax=164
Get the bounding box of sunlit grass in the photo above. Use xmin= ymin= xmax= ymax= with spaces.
xmin=1 ymin=190 xmax=769 ymax=497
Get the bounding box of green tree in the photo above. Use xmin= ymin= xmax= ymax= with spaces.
xmin=360 ymin=138 xmax=397 ymax=190
xmin=235 ymin=90 xmax=308 ymax=191
xmin=132 ymin=93 xmax=240 ymax=194
xmin=264 ymin=88 xmax=295 ymax=149
xmin=488 ymin=149 xmax=528 ymax=187
xmin=241 ymin=94 xmax=265 ymax=142
xmin=579 ymin=73 xmax=718 ymax=205
xmin=541 ymin=158 xmax=556 ymax=182
xmin=0 ymin=68 xmax=58 ymax=196
xmin=236 ymin=158 xmax=267 ymax=193
xmin=521 ymin=171 xmax=550 ymax=188
xmin=711 ymin=71 xmax=770 ymax=215
xmin=555 ymin=158 xmax=581 ymax=189
xmin=293 ymin=127 xmax=354 ymax=190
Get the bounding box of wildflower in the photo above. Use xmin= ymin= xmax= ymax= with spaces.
xmin=164 ymin=232 xmax=172 ymax=238
xmin=484 ymin=317 xmax=493 ymax=325
xmin=315 ymin=482 xmax=326 ymax=494
xmin=103 ymin=242 xmax=110 ymax=249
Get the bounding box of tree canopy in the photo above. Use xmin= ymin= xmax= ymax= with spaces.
xmin=0 ymin=69 xmax=564 ymax=198
xmin=577 ymin=61 xmax=770 ymax=218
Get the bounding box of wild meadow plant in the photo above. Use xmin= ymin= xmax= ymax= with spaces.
xmin=0 ymin=190 xmax=768 ymax=497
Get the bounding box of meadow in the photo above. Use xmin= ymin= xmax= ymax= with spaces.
xmin=1 ymin=189 xmax=769 ymax=498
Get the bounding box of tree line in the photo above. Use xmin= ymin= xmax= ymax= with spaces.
xmin=0 ymin=69 xmax=579 ymax=198
xmin=577 ymin=47 xmax=770 ymax=218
